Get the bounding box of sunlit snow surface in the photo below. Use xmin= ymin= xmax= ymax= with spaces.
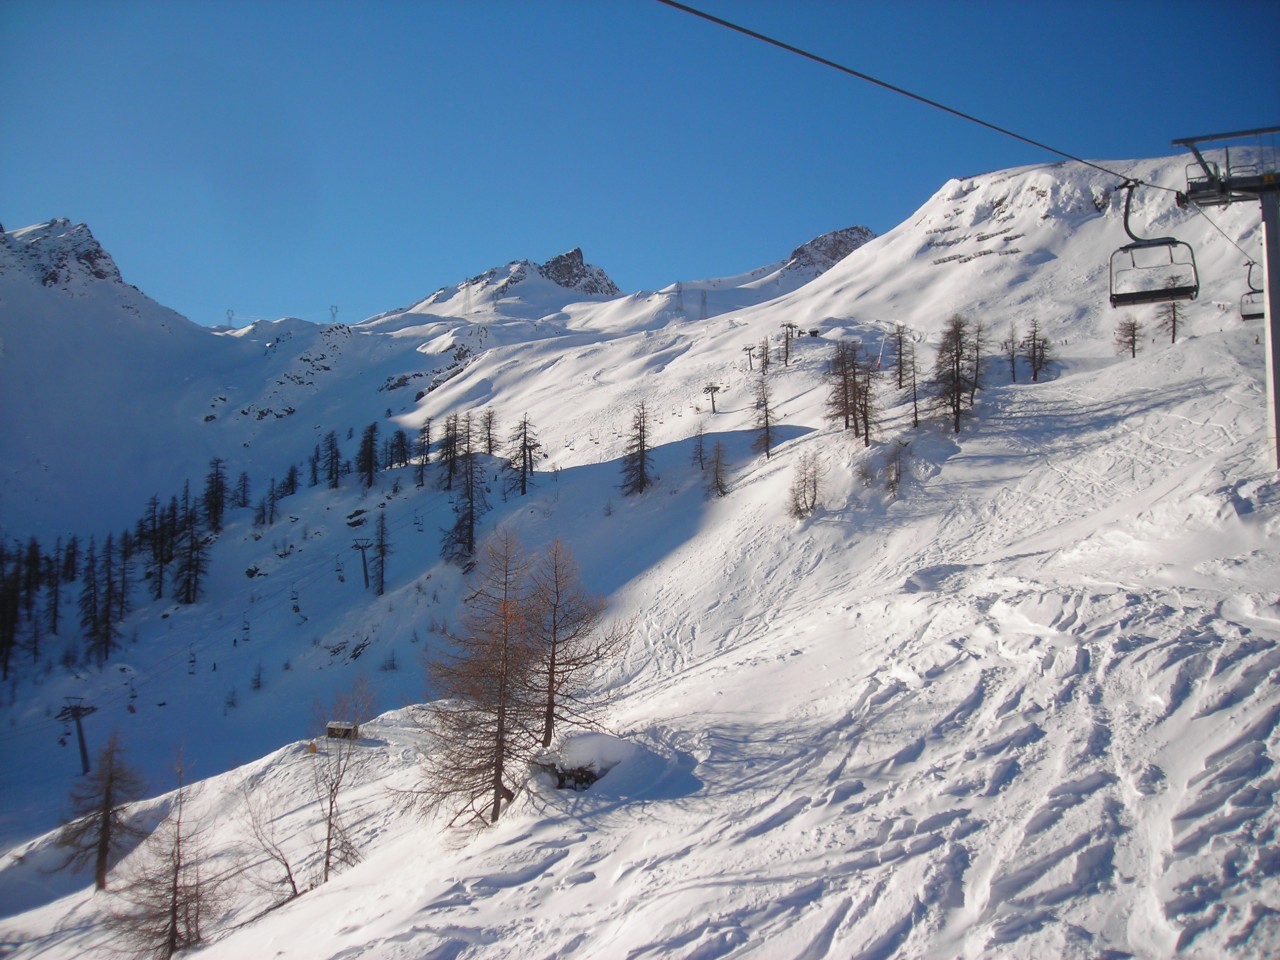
xmin=1 ymin=154 xmax=1278 ymax=958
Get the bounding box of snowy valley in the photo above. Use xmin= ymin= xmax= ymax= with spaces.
xmin=0 ymin=152 xmax=1278 ymax=959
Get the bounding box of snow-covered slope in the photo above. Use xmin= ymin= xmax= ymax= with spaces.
xmin=1 ymin=153 xmax=1277 ymax=959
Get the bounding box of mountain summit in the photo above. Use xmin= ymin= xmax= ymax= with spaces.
xmin=1 ymin=219 xmax=123 ymax=289
xmin=536 ymin=247 xmax=620 ymax=296
xmin=781 ymin=225 xmax=875 ymax=277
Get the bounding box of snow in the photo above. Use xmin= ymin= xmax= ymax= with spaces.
xmin=1 ymin=151 xmax=1279 ymax=958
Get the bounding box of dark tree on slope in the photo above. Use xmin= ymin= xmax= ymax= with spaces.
xmin=372 ymin=511 xmax=391 ymax=597
xmin=1002 ymin=320 xmax=1020 ymax=383
xmin=78 ymin=537 xmax=107 ymax=665
xmin=44 ymin=538 xmax=63 ymax=637
xmin=911 ymin=340 xmax=921 ymax=427
xmin=506 ymin=413 xmax=541 ymax=497
xmin=690 ymin=420 xmax=706 ymax=471
xmin=356 ymin=422 xmax=380 ymax=490
xmin=855 ymin=349 xmax=879 ymax=448
xmin=62 ymin=535 xmax=80 ymax=584
xmin=323 ymin=431 xmax=342 ymax=489
xmin=443 ymin=414 xmax=487 ymax=564
xmin=753 ymin=373 xmax=776 ymax=459
xmin=1156 ymin=297 xmax=1181 ymax=344
xmin=55 ymin=730 xmax=147 ymax=890
xmin=0 ymin=551 xmax=20 ymax=680
xmin=620 ymin=401 xmax=654 ymax=496
xmin=438 ymin=413 xmax=460 ymax=491
xmin=969 ymin=319 xmax=986 ymax=406
xmin=140 ymin=496 xmax=167 ymax=602
xmin=824 ymin=340 xmax=859 ymax=432
xmin=280 ymin=464 xmax=300 ymax=498
xmin=931 ymin=313 xmax=973 ymax=434
xmin=21 ymin=537 xmax=41 ymax=623
xmin=481 ymin=409 xmax=499 ymax=455
xmin=422 ymin=531 xmax=538 ymax=827
xmin=387 ymin=428 xmax=410 ymax=469
xmin=234 ymin=471 xmax=252 ymax=509
xmin=526 ymin=539 xmax=625 ymax=748
xmin=116 ymin=531 xmax=135 ymax=627
xmin=1115 ymin=316 xmax=1142 ymax=358
xmin=788 ymin=450 xmax=823 ymax=519
xmin=201 ymin=458 xmax=227 ymax=534
xmin=706 ymin=440 xmax=730 ymax=498
xmin=1021 ymin=317 xmax=1053 ymax=382
xmin=414 ymin=419 xmax=432 ymax=489
xmin=892 ymin=323 xmax=910 ymax=389
xmin=173 ymin=507 xmax=208 ymax=606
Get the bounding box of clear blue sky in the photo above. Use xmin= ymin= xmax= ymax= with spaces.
xmin=3 ymin=0 xmax=1277 ymax=327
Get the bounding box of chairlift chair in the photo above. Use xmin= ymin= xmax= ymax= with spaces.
xmin=1108 ymin=182 xmax=1200 ymax=308
xmin=1241 ymin=260 xmax=1266 ymax=321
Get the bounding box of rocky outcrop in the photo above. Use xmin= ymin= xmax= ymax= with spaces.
xmin=782 ymin=226 xmax=876 ymax=278
xmin=536 ymin=248 xmax=620 ymax=296
xmin=1 ymin=218 xmax=123 ymax=288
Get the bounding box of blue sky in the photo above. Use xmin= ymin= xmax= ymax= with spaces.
xmin=3 ymin=0 xmax=1277 ymax=327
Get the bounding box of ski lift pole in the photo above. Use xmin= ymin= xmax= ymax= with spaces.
xmin=56 ymin=697 xmax=97 ymax=775
xmin=1260 ymin=190 xmax=1280 ymax=468
xmin=1174 ymin=126 xmax=1280 ymax=467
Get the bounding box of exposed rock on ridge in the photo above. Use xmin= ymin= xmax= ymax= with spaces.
xmin=782 ymin=225 xmax=876 ymax=277
xmin=536 ymin=247 xmax=620 ymax=297
xmin=1 ymin=219 xmax=123 ymax=289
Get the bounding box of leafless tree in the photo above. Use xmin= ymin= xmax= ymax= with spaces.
xmin=506 ymin=413 xmax=540 ymax=497
xmin=690 ymin=419 xmax=707 ymax=471
xmin=855 ymin=351 xmax=879 ymax=447
xmin=1115 ymin=316 xmax=1142 ymax=358
xmin=480 ymin=408 xmax=499 ymax=455
xmin=235 ymin=778 xmax=302 ymax=907
xmin=969 ymin=319 xmax=986 ymax=405
xmin=706 ymin=440 xmax=730 ymax=498
xmin=892 ymin=323 xmax=910 ymax=389
xmin=421 ymin=531 xmax=538 ymax=827
xmin=824 ymin=340 xmax=859 ymax=432
xmin=526 ymin=540 xmax=627 ymax=748
xmin=1002 ymin=320 xmax=1020 ymax=382
xmin=311 ymin=678 xmax=373 ymax=883
xmin=106 ymin=764 xmax=229 ymax=959
xmin=56 ymin=730 xmax=147 ymax=890
xmin=1156 ymin=294 xmax=1182 ymax=344
xmin=1021 ymin=317 xmax=1053 ymax=382
xmin=788 ymin=450 xmax=823 ymax=519
xmin=885 ymin=441 xmax=910 ymax=499
xmin=753 ymin=373 xmax=776 ymax=459
xmin=443 ymin=413 xmax=487 ymax=563
xmin=931 ymin=313 xmax=973 ymax=433
xmin=620 ymin=401 xmax=654 ymax=496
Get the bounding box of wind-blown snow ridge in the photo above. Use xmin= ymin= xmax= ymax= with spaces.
xmin=1 ymin=151 xmax=1277 ymax=959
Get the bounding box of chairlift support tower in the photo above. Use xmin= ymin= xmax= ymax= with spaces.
xmin=1174 ymin=126 xmax=1280 ymax=468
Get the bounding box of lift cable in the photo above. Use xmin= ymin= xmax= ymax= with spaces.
xmin=652 ymin=0 xmax=1182 ymax=195
xmin=1185 ymin=200 xmax=1257 ymax=262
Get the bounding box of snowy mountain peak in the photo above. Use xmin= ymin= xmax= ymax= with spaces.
xmin=781 ymin=224 xmax=876 ymax=277
xmin=536 ymin=247 xmax=620 ymax=296
xmin=1 ymin=218 xmax=123 ymax=288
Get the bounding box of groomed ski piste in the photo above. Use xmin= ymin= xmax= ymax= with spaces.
xmin=0 ymin=152 xmax=1277 ymax=958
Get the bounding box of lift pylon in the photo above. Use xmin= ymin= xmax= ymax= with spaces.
xmin=1174 ymin=126 xmax=1280 ymax=468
